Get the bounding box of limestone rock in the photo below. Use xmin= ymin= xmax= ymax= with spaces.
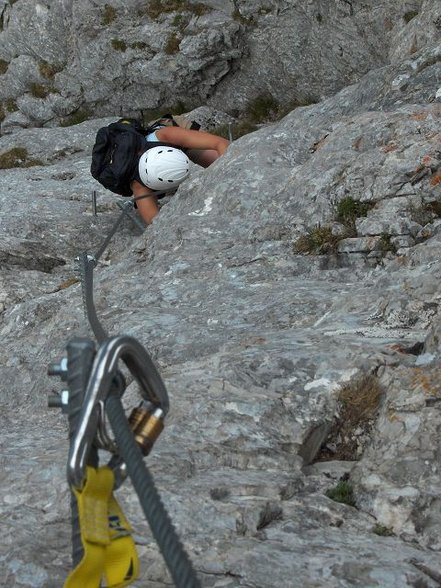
xmin=1 ymin=0 xmax=439 ymax=127
xmin=1 ymin=11 xmax=441 ymax=588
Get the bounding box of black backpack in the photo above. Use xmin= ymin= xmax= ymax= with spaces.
xmin=90 ymin=118 xmax=147 ymax=197
xmin=90 ymin=115 xmax=201 ymax=197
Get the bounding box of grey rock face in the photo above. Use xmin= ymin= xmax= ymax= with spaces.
xmin=1 ymin=14 xmax=441 ymax=588
xmin=1 ymin=0 xmax=440 ymax=128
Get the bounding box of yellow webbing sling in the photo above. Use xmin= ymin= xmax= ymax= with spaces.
xmin=64 ymin=466 xmax=139 ymax=588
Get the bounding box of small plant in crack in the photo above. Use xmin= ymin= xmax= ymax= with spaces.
xmin=38 ymin=60 xmax=64 ymax=80
xmin=338 ymin=373 xmax=382 ymax=420
xmin=378 ymin=233 xmax=397 ymax=255
xmin=325 ymin=477 xmax=356 ymax=507
xmin=315 ymin=373 xmax=383 ymax=462
xmin=164 ymin=32 xmax=181 ymax=54
xmin=372 ymin=523 xmax=395 ymax=536
xmin=0 ymin=58 xmax=9 ymax=74
xmin=60 ymin=109 xmax=91 ymax=127
xmin=111 ymin=38 xmax=127 ymax=51
xmin=102 ymin=3 xmax=117 ymax=25
xmin=0 ymin=147 xmax=43 ymax=168
xmin=146 ymin=0 xmax=211 ymax=20
xmin=334 ymin=196 xmax=374 ymax=235
xmin=293 ymin=224 xmax=342 ymax=255
xmin=428 ymin=201 xmax=441 ymax=217
xmin=212 ymin=92 xmax=317 ymax=140
xmin=408 ymin=201 xmax=441 ymax=226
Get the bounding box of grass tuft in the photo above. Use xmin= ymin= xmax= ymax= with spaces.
xmin=60 ymin=109 xmax=90 ymax=127
xmin=131 ymin=41 xmax=149 ymax=50
xmin=0 ymin=147 xmax=43 ymax=168
xmin=338 ymin=374 xmax=382 ymax=421
xmin=102 ymin=4 xmax=117 ymax=25
xmin=316 ymin=373 xmax=383 ymax=462
xmin=372 ymin=524 xmax=395 ymax=536
xmin=378 ymin=233 xmax=397 ymax=254
xmin=245 ymin=93 xmax=280 ymax=124
xmin=335 ymin=196 xmax=373 ymax=232
xmin=146 ymin=0 xmax=211 ymax=20
xmin=293 ymin=225 xmax=341 ymax=255
xmin=111 ymin=39 xmax=127 ymax=51
xmin=326 ymin=480 xmax=356 ymax=506
xmin=164 ymin=32 xmax=181 ymax=54
xmin=293 ymin=197 xmax=377 ymax=256
xmin=0 ymin=99 xmax=18 ymax=122
xmin=30 ymin=83 xmax=51 ymax=99
xmin=38 ymin=61 xmax=63 ymax=79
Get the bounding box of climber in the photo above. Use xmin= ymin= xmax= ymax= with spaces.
xmin=132 ymin=125 xmax=230 ymax=224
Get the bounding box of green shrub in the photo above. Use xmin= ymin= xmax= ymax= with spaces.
xmin=335 ymin=196 xmax=373 ymax=232
xmin=378 ymin=233 xmax=397 ymax=254
xmin=230 ymin=93 xmax=317 ymax=139
xmin=0 ymin=147 xmax=43 ymax=168
xmin=111 ymin=39 xmax=127 ymax=51
xmin=245 ymin=92 xmax=280 ymax=124
xmin=102 ymin=4 xmax=117 ymax=25
xmin=212 ymin=93 xmax=317 ymax=140
xmin=275 ymin=96 xmax=318 ymax=119
xmin=326 ymin=480 xmax=355 ymax=506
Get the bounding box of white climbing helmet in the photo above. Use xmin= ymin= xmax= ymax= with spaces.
xmin=138 ymin=146 xmax=190 ymax=191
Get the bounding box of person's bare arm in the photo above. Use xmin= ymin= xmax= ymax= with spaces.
xmin=155 ymin=127 xmax=229 ymax=157
xmin=131 ymin=180 xmax=159 ymax=224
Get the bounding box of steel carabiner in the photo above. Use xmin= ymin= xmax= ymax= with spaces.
xmin=67 ymin=335 xmax=169 ymax=489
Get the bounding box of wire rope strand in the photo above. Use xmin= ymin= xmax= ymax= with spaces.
xmin=105 ymin=392 xmax=201 ymax=588
xmin=66 ymin=338 xmax=98 ymax=566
